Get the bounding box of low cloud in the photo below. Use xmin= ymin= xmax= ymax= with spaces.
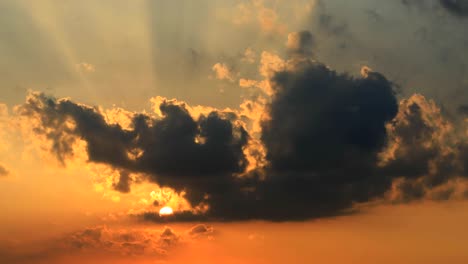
xmin=0 ymin=225 xmax=215 ymax=263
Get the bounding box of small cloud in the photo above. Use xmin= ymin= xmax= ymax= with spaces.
xmin=188 ymin=224 xmax=214 ymax=238
xmin=113 ymin=171 xmax=132 ymax=193
xmin=0 ymin=164 xmax=9 ymax=177
xmin=241 ymin=48 xmax=257 ymax=64
xmin=247 ymin=233 xmax=264 ymax=241
xmin=76 ymin=62 xmax=96 ymax=73
xmin=0 ymin=104 xmax=8 ymax=117
xmin=360 ymin=66 xmax=373 ymax=78
xmin=212 ymin=63 xmax=236 ymax=82
xmin=239 ymin=78 xmax=258 ymax=88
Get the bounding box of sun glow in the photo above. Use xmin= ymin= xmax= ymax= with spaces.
xmin=159 ymin=206 xmax=174 ymax=216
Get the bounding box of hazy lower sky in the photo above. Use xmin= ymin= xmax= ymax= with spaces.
xmin=1 ymin=0 xmax=468 ymax=263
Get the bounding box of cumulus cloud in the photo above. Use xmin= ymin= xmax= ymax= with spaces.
xmin=17 ymin=30 xmax=468 ymax=222
xmin=19 ymin=92 xmax=248 ymax=208
xmin=252 ymin=56 xmax=399 ymax=220
xmin=380 ymin=94 xmax=468 ymax=202
xmin=122 ymin=35 xmax=402 ymax=221
xmin=212 ymin=63 xmax=237 ymax=82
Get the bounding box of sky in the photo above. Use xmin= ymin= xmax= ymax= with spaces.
xmin=1 ymin=0 xmax=468 ymax=263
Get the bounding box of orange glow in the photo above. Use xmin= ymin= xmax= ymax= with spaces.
xmin=159 ymin=206 xmax=174 ymax=216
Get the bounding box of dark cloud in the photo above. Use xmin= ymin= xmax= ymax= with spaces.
xmin=380 ymin=102 xmax=439 ymax=179
xmin=263 ymin=62 xmax=398 ymax=172
xmin=136 ymin=57 xmax=403 ymax=222
xmin=188 ymin=224 xmax=214 ymax=237
xmin=378 ymin=94 xmax=468 ymax=202
xmin=403 ymin=0 xmax=468 ymax=17
xmin=395 ymin=179 xmax=426 ymax=202
xmin=254 ymin=59 xmax=399 ymax=220
xmin=439 ymin=0 xmax=468 ymax=17
xmin=0 ymin=164 xmax=8 ymax=177
xmin=457 ymin=104 xmax=468 ymax=115
xmin=140 ymin=210 xmax=209 ymax=223
xmin=19 ymin=30 xmax=468 ymax=222
xmin=113 ymin=171 xmax=132 ymax=193
xmin=20 ymin=92 xmax=248 ymax=207
xmin=19 ymin=56 xmax=402 ymax=222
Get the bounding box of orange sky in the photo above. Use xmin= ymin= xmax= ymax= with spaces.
xmin=1 ymin=0 xmax=468 ymax=263
xmin=2 ymin=202 xmax=468 ymax=263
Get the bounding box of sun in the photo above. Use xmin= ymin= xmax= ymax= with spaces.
xmin=159 ymin=206 xmax=174 ymax=216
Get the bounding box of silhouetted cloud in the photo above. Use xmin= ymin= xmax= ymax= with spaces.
xmin=19 ymin=92 xmax=248 ymax=208
xmin=251 ymin=58 xmax=399 ymax=220
xmin=113 ymin=171 xmax=132 ymax=193
xmin=19 ymin=30 xmax=468 ymax=222
xmin=380 ymin=94 xmax=468 ymax=202
xmin=135 ymin=54 xmax=403 ymax=221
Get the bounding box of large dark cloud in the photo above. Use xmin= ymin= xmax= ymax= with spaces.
xmin=134 ymin=58 xmax=404 ymax=222
xmin=19 ymin=57 xmax=402 ymax=221
xmin=19 ymin=30 xmax=468 ymax=222
xmin=21 ymin=57 xmax=403 ymax=221
xmin=20 ymin=92 xmax=248 ymax=207
xmin=252 ymin=59 xmax=399 ymax=220
xmin=263 ymin=62 xmax=397 ymax=172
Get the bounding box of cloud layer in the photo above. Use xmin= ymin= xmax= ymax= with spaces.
xmin=0 ymin=224 xmax=215 ymax=263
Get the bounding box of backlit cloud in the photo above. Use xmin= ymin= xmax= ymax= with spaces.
xmin=212 ymin=63 xmax=237 ymax=82
xmin=13 ymin=29 xmax=468 ymax=222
